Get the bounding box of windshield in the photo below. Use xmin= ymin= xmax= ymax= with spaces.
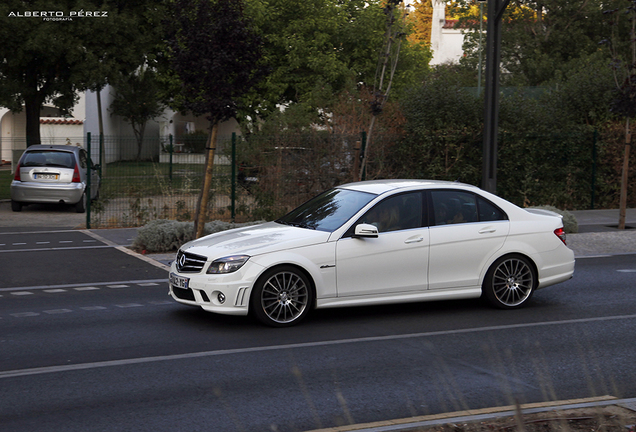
xmin=276 ymin=188 xmax=376 ymax=232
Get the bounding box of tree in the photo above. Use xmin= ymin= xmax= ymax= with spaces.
xmin=0 ymin=0 xmax=162 ymax=146
xmin=165 ymin=0 xmax=266 ymax=238
xmin=455 ymin=0 xmax=608 ymax=87
xmin=603 ymin=0 xmax=636 ymax=229
xmin=359 ymin=0 xmax=409 ymax=180
xmin=109 ymin=65 xmax=165 ymax=161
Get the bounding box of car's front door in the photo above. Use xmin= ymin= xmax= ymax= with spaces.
xmin=335 ymin=191 xmax=429 ymax=297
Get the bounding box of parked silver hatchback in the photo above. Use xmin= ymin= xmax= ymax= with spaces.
xmin=11 ymin=145 xmax=100 ymax=213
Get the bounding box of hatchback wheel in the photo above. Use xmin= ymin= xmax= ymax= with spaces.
xmin=251 ymin=266 xmax=313 ymax=327
xmin=11 ymin=200 xmax=22 ymax=212
xmin=75 ymin=193 xmax=86 ymax=213
xmin=483 ymin=255 xmax=536 ymax=309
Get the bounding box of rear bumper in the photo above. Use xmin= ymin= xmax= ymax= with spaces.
xmin=11 ymin=180 xmax=84 ymax=204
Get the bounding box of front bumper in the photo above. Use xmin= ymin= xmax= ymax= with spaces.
xmin=168 ymin=262 xmax=261 ymax=316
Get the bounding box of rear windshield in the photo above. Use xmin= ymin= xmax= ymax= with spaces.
xmin=21 ymin=151 xmax=75 ymax=169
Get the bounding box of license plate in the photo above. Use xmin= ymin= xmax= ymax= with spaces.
xmin=169 ymin=272 xmax=189 ymax=289
xmin=35 ymin=173 xmax=58 ymax=180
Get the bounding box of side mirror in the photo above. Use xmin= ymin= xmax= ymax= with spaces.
xmin=354 ymin=223 xmax=379 ymax=238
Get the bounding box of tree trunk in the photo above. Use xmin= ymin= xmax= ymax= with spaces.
xmin=193 ymin=121 xmax=219 ymax=239
xmin=618 ymin=117 xmax=631 ymax=229
xmin=24 ymin=95 xmax=42 ymax=147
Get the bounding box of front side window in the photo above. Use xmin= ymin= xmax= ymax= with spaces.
xmin=358 ymin=192 xmax=423 ymax=233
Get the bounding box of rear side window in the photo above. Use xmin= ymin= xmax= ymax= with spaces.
xmin=431 ymin=190 xmax=507 ymax=226
xmin=478 ymin=196 xmax=507 ymax=221
xmin=22 ymin=151 xmax=75 ymax=169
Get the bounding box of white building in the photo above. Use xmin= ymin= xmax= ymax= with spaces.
xmin=1 ymin=86 xmax=240 ymax=168
xmin=0 ymin=95 xmax=86 ymax=168
xmin=429 ymin=0 xmax=466 ymax=65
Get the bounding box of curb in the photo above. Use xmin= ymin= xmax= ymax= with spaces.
xmin=308 ymin=396 xmax=636 ymax=432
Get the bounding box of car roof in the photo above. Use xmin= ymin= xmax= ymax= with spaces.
xmin=337 ymin=179 xmax=477 ymax=195
xmin=24 ymin=145 xmax=82 ymax=153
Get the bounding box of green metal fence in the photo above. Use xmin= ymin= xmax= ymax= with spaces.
xmin=86 ymin=132 xmax=363 ymax=228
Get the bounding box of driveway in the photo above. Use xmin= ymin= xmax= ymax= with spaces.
xmin=0 ymin=200 xmax=87 ymax=230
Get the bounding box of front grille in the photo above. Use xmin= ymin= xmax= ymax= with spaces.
xmin=176 ymin=250 xmax=207 ymax=273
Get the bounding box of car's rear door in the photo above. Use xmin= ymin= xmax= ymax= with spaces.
xmin=427 ymin=189 xmax=510 ymax=290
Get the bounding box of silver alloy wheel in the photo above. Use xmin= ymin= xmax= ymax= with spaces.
xmin=490 ymin=257 xmax=534 ymax=307
xmin=260 ymin=271 xmax=309 ymax=324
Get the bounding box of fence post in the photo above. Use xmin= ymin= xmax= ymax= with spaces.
xmin=169 ymin=134 xmax=173 ymax=181
xmin=231 ymin=132 xmax=236 ymax=221
xmin=591 ymin=129 xmax=597 ymax=209
xmin=86 ymin=132 xmax=91 ymax=229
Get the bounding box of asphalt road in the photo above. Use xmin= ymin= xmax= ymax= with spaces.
xmin=0 ymin=226 xmax=635 ymax=431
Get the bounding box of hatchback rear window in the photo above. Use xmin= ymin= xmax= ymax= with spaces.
xmin=22 ymin=151 xmax=75 ymax=169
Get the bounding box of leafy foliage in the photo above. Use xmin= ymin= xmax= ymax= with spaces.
xmin=0 ymin=0 xmax=162 ymax=145
xmin=164 ymin=0 xmax=266 ymax=123
xmin=109 ymin=66 xmax=165 ymax=160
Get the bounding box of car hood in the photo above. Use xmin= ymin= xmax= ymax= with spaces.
xmin=180 ymin=221 xmax=331 ymax=259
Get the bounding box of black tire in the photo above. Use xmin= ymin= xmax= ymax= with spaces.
xmin=11 ymin=200 xmax=22 ymax=212
xmin=483 ymin=255 xmax=536 ymax=309
xmin=250 ymin=266 xmax=313 ymax=327
xmin=75 ymin=193 xmax=86 ymax=213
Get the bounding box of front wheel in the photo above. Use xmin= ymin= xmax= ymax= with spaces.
xmin=483 ymin=255 xmax=536 ymax=309
xmin=250 ymin=266 xmax=313 ymax=327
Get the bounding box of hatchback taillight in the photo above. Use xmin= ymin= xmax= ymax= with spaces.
xmin=554 ymin=227 xmax=566 ymax=245
xmin=72 ymin=164 xmax=81 ymax=183
xmin=14 ymin=163 xmax=21 ymax=181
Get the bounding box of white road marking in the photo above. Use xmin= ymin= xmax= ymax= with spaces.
xmin=80 ymin=306 xmax=108 ymax=311
xmin=2 ymin=313 xmax=636 ymax=380
xmin=43 ymin=309 xmax=73 ymax=314
xmin=0 ymin=279 xmax=165 ymax=293
xmin=43 ymin=289 xmax=67 ymax=293
xmin=10 ymin=312 xmax=39 ymax=318
xmin=115 ymin=303 xmax=144 ymax=308
xmin=617 ymin=269 xmax=636 ymax=273
xmin=10 ymin=292 xmax=33 ymax=296
xmin=74 ymin=287 xmax=100 ymax=291
xmin=108 ymin=285 xmax=129 ymax=289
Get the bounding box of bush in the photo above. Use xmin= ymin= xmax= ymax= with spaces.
xmin=132 ymin=219 xmax=265 ymax=253
xmin=528 ymin=205 xmax=578 ymax=233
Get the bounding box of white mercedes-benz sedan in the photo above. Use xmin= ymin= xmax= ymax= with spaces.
xmin=168 ymin=180 xmax=575 ymax=327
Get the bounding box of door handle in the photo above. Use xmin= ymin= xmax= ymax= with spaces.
xmin=405 ymin=237 xmax=424 ymax=244
xmin=479 ymin=228 xmax=496 ymax=234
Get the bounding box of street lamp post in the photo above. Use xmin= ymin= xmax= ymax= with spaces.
xmin=482 ymin=0 xmax=510 ymax=194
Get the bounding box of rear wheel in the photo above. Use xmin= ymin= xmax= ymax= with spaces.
xmin=11 ymin=200 xmax=22 ymax=212
xmin=75 ymin=193 xmax=86 ymax=213
xmin=250 ymin=266 xmax=313 ymax=327
xmin=483 ymin=255 xmax=536 ymax=309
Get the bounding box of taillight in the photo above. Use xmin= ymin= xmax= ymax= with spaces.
xmin=14 ymin=163 xmax=21 ymax=181
xmin=72 ymin=164 xmax=81 ymax=183
xmin=554 ymin=227 xmax=566 ymax=245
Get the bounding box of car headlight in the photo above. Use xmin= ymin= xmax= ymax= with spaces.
xmin=206 ymin=255 xmax=250 ymax=274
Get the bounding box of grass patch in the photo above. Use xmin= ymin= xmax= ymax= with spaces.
xmin=0 ymin=169 xmax=12 ymax=200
